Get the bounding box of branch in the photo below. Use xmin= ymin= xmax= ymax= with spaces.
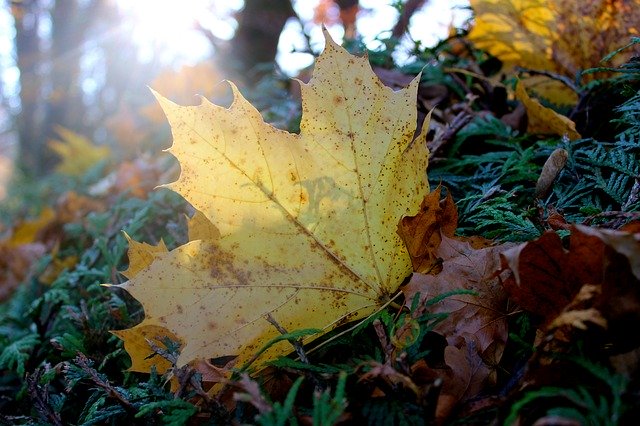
xmin=391 ymin=0 xmax=428 ymax=39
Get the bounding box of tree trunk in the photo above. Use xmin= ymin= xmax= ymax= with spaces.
xmin=14 ymin=0 xmax=44 ymax=173
xmin=230 ymin=0 xmax=295 ymax=80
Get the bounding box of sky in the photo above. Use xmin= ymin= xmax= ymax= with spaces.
xmin=0 ymin=1 xmax=471 ymax=105
xmin=116 ymin=0 xmax=471 ymax=74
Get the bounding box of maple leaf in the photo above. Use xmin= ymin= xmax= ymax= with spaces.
xmin=468 ymin=0 xmax=640 ymax=104
xmin=110 ymin=29 xmax=429 ymax=371
xmin=48 ymin=126 xmax=111 ymax=176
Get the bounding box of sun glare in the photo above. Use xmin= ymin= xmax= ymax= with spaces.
xmin=117 ymin=0 xmax=240 ymax=64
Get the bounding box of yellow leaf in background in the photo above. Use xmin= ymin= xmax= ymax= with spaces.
xmin=515 ymin=81 xmax=581 ymax=140
xmin=469 ymin=0 xmax=640 ymax=104
xmin=7 ymin=208 xmax=55 ymax=247
xmin=48 ymin=126 xmax=111 ymax=176
xmin=110 ymin=29 xmax=429 ymax=371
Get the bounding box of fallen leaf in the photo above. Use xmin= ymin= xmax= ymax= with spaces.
xmin=111 ymin=324 xmax=181 ymax=375
xmin=535 ymin=148 xmax=569 ymax=200
xmin=515 ymin=82 xmax=581 ymax=140
xmin=6 ymin=208 xmax=56 ymax=247
xmin=500 ymin=228 xmax=606 ymax=324
xmin=501 ymin=224 xmax=640 ymax=351
xmin=398 ymin=187 xmax=458 ymax=274
xmin=404 ymin=234 xmax=510 ymax=356
xmin=402 ymin=234 xmax=511 ymax=417
xmin=48 ymin=126 xmax=110 ymax=176
xmin=468 ymin=0 xmax=640 ymax=104
xmin=110 ymin=29 xmax=430 ymax=371
xmin=439 ymin=334 xmax=493 ymax=420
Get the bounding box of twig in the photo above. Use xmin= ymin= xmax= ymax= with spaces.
xmin=27 ymin=365 xmax=62 ymax=426
xmin=514 ymin=66 xmax=579 ymax=93
xmin=73 ymin=353 xmax=136 ymax=414
xmin=265 ymin=313 xmax=310 ymax=364
xmin=428 ymin=111 xmax=473 ymax=158
xmin=372 ymin=319 xmax=393 ymax=363
xmin=583 ymin=210 xmax=640 ymax=227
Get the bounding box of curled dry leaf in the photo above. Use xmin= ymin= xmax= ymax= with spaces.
xmin=515 ymin=82 xmax=581 ymax=140
xmin=535 ymin=148 xmax=569 ymax=200
xmin=397 ymin=186 xmax=458 ymax=274
xmin=109 ymin=29 xmax=430 ymax=371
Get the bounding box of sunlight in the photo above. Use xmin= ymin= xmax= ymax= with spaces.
xmin=117 ymin=0 xmax=241 ymax=64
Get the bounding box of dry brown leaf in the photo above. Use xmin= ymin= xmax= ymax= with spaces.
xmin=404 ymin=235 xmax=510 ymax=353
xmin=500 ymin=228 xmax=606 ymax=324
xmin=402 ymin=234 xmax=512 ymax=418
xmin=398 ymin=187 xmax=458 ymax=274
xmin=501 ymin=224 xmax=640 ymax=352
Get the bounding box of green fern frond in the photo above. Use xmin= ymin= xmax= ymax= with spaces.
xmin=0 ymin=333 xmax=40 ymax=376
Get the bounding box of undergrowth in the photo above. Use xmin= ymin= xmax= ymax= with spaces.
xmin=1 ymin=31 xmax=639 ymax=426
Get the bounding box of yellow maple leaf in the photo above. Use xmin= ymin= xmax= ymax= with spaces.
xmin=468 ymin=0 xmax=640 ymax=104
xmin=110 ymin=29 xmax=429 ymax=371
xmin=111 ymin=235 xmax=177 ymax=374
xmin=515 ymin=80 xmax=581 ymax=139
xmin=48 ymin=126 xmax=111 ymax=176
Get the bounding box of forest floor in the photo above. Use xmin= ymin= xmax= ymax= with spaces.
xmin=1 ymin=27 xmax=640 ymax=425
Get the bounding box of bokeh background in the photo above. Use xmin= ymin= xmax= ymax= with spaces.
xmin=0 ymin=0 xmax=469 ymax=199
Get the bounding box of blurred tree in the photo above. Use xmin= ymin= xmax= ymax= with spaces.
xmin=8 ymin=0 xmax=430 ymax=177
xmin=12 ymin=0 xmax=111 ymax=175
xmin=13 ymin=0 xmax=43 ymax=173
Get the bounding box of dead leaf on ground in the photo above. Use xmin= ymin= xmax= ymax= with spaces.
xmin=402 ymin=234 xmax=512 ymax=419
xmin=501 ymin=223 xmax=640 ymax=352
xmin=515 ymin=82 xmax=581 ymax=140
xmin=398 ymin=187 xmax=458 ymax=274
xmin=109 ymin=28 xmax=430 ymax=373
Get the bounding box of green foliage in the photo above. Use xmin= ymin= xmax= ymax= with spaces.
xmin=0 ymin=333 xmax=40 ymax=377
xmin=0 ymin=178 xmax=192 ymax=422
xmin=506 ymin=358 xmax=630 ymax=425
xmin=254 ymin=376 xmax=304 ymax=426
xmin=1 ymin=27 xmax=640 ymax=426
